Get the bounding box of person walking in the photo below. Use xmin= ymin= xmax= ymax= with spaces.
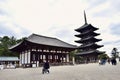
xmin=42 ymin=60 xmax=50 ymax=74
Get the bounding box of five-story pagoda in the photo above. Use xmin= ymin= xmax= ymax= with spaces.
xmin=75 ymin=11 xmax=104 ymax=63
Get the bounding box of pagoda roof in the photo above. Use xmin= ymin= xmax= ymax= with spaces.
xmin=75 ymin=37 xmax=102 ymax=43
xmin=9 ymin=34 xmax=77 ymax=50
xmin=78 ymin=43 xmax=103 ymax=49
xmin=75 ymin=31 xmax=100 ymax=38
xmin=75 ymin=24 xmax=98 ymax=32
xmin=75 ymin=50 xmax=105 ymax=55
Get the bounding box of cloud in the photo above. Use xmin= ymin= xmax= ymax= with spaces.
xmin=0 ymin=9 xmax=8 ymax=15
xmin=0 ymin=22 xmax=30 ymax=38
xmin=41 ymin=24 xmax=77 ymax=45
xmin=0 ymin=0 xmax=120 ymax=55
xmin=87 ymin=0 xmax=108 ymax=9
xmin=0 ymin=22 xmax=15 ymax=36
xmin=102 ymin=39 xmax=120 ymax=54
xmin=109 ymin=23 xmax=120 ymax=36
xmin=0 ymin=0 xmax=87 ymax=39
xmin=103 ymin=40 xmax=120 ymax=46
xmin=0 ymin=0 xmax=7 ymax=2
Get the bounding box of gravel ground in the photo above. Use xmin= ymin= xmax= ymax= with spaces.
xmin=0 ymin=63 xmax=120 ymax=80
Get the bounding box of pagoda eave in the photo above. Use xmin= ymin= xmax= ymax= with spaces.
xmin=75 ymin=33 xmax=100 ymax=38
xmin=75 ymin=24 xmax=99 ymax=32
xmin=75 ymin=38 xmax=102 ymax=43
xmin=78 ymin=44 xmax=104 ymax=49
xmin=75 ymin=50 xmax=105 ymax=56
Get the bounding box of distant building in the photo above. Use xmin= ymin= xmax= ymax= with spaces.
xmin=10 ymin=34 xmax=76 ymax=67
xmin=0 ymin=57 xmax=19 ymax=69
xmin=75 ymin=11 xmax=104 ymax=63
xmin=0 ymin=57 xmax=19 ymax=65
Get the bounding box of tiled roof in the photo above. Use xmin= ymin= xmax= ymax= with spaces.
xmin=79 ymin=43 xmax=103 ymax=49
xmin=9 ymin=34 xmax=77 ymax=50
xmin=0 ymin=57 xmax=19 ymax=61
xmin=75 ymin=24 xmax=98 ymax=32
xmin=75 ymin=50 xmax=105 ymax=55
xmin=27 ymin=34 xmax=77 ymax=48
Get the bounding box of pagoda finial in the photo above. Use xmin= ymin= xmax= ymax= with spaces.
xmin=84 ymin=10 xmax=87 ymax=24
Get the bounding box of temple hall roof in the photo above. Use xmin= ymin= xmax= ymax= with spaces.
xmin=10 ymin=34 xmax=77 ymax=50
xmin=27 ymin=34 xmax=77 ymax=48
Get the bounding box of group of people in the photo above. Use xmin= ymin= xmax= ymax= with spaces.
xmin=42 ymin=58 xmax=118 ymax=74
xmin=99 ymin=59 xmax=106 ymax=65
xmin=99 ymin=58 xmax=117 ymax=65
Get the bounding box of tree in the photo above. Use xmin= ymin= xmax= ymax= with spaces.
xmin=69 ymin=50 xmax=79 ymax=64
xmin=75 ymin=56 xmax=84 ymax=63
xmin=0 ymin=36 xmax=19 ymax=56
xmin=98 ymin=53 xmax=109 ymax=60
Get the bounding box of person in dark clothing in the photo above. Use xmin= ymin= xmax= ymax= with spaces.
xmin=42 ymin=61 xmax=50 ymax=74
xmin=111 ymin=58 xmax=117 ymax=65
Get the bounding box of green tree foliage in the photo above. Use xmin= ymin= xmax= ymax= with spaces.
xmin=0 ymin=36 xmax=24 ymax=57
xmin=69 ymin=49 xmax=79 ymax=61
xmin=69 ymin=50 xmax=75 ymax=61
xmin=69 ymin=49 xmax=85 ymax=62
xmin=98 ymin=53 xmax=109 ymax=60
xmin=75 ymin=56 xmax=84 ymax=62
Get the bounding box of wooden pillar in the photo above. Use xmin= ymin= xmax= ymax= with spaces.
xmin=38 ymin=51 xmax=40 ymax=64
xmin=30 ymin=50 xmax=33 ymax=64
xmin=52 ymin=50 xmax=54 ymax=63
xmin=62 ymin=53 xmax=64 ymax=62
xmin=56 ymin=50 xmax=57 ymax=62
xmin=39 ymin=53 xmax=41 ymax=63
xmin=30 ymin=48 xmax=32 ymax=65
xmin=48 ymin=50 xmax=50 ymax=62
xmin=35 ymin=49 xmax=37 ymax=67
xmin=45 ymin=50 xmax=47 ymax=61
xmin=58 ymin=54 xmax=60 ymax=63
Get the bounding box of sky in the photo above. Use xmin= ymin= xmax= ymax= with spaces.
xmin=0 ymin=0 xmax=120 ymax=56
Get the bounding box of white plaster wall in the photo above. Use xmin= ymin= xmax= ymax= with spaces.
xmin=37 ymin=61 xmax=39 ymax=67
xmin=43 ymin=55 xmax=45 ymax=59
xmin=25 ymin=52 xmax=27 ymax=64
xmin=21 ymin=53 xmax=24 ymax=64
xmin=28 ymin=51 xmax=31 ymax=63
xmin=66 ymin=54 xmax=69 ymax=62
xmin=56 ymin=55 xmax=58 ymax=59
xmin=40 ymin=55 xmax=42 ymax=59
xmin=20 ymin=51 xmax=31 ymax=65
xmin=50 ymin=55 xmax=52 ymax=59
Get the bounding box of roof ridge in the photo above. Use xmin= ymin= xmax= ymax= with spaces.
xmin=31 ymin=33 xmax=76 ymax=46
xmin=0 ymin=56 xmax=18 ymax=58
xmin=10 ymin=33 xmax=77 ymax=50
xmin=55 ymin=38 xmax=77 ymax=46
xmin=30 ymin=33 xmax=56 ymax=39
